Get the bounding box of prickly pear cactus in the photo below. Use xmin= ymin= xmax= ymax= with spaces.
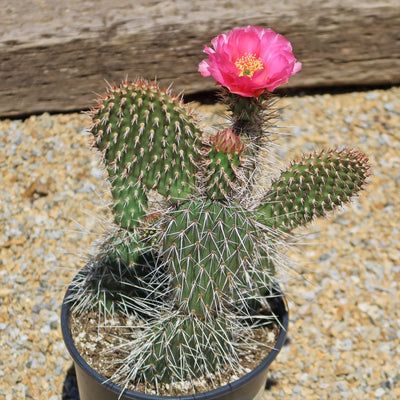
xmin=73 ymin=74 xmax=370 ymax=392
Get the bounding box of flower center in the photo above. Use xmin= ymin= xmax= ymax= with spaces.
xmin=235 ymin=53 xmax=264 ymax=77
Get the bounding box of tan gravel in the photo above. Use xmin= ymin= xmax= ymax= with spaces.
xmin=0 ymin=86 xmax=399 ymax=399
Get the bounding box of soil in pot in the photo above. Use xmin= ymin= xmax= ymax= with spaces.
xmin=69 ymin=308 xmax=283 ymax=397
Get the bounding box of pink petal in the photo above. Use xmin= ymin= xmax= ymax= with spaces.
xmin=198 ymin=60 xmax=211 ymax=77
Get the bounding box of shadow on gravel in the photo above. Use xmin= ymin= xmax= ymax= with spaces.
xmin=62 ymin=365 xmax=80 ymax=400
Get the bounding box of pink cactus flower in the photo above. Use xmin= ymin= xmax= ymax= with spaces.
xmin=198 ymin=26 xmax=302 ymax=97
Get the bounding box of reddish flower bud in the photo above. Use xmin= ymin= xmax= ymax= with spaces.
xmin=210 ymin=128 xmax=246 ymax=155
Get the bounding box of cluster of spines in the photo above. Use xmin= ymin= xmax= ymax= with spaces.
xmin=117 ymin=311 xmax=242 ymax=387
xmin=257 ymin=148 xmax=371 ymax=232
xmin=89 ymin=79 xmax=202 ymax=229
xmin=70 ymin=228 xmax=162 ymax=317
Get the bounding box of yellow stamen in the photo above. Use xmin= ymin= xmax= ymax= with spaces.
xmin=235 ymin=53 xmax=264 ymax=77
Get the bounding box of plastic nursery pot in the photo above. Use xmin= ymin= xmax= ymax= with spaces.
xmin=61 ymin=275 xmax=289 ymax=400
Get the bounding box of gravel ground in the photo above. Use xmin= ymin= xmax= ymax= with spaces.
xmin=0 ymin=86 xmax=399 ymax=400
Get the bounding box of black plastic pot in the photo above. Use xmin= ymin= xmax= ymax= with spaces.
xmin=61 ymin=279 xmax=288 ymax=400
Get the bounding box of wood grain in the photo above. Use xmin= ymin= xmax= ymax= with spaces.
xmin=1 ymin=0 xmax=399 ymax=117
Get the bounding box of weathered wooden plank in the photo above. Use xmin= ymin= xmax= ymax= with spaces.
xmin=1 ymin=0 xmax=399 ymax=117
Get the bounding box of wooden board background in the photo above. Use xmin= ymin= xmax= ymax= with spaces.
xmin=1 ymin=0 xmax=399 ymax=117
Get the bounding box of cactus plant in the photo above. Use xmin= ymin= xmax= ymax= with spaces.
xmin=66 ymin=25 xmax=370 ymax=395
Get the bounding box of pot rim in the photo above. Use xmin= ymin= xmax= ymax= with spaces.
xmin=61 ymin=278 xmax=288 ymax=399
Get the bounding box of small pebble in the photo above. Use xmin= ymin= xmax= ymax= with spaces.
xmin=374 ymin=388 xmax=386 ymax=397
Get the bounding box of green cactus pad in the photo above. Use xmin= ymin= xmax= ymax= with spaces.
xmin=89 ymin=79 xmax=202 ymax=229
xmin=162 ymin=199 xmax=273 ymax=316
xmin=257 ymin=148 xmax=370 ymax=231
